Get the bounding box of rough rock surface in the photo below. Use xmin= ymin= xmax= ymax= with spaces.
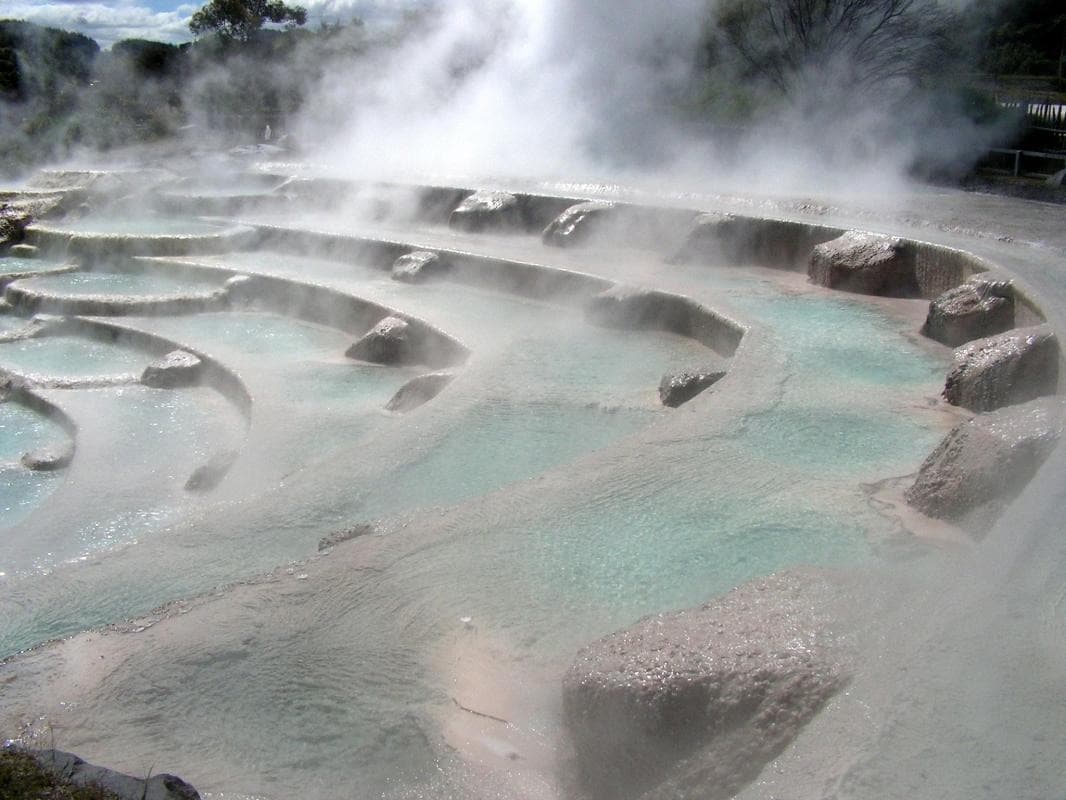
xmin=943 ymin=324 xmax=1059 ymax=411
xmin=659 ymin=367 xmax=727 ymax=407
xmin=9 ymin=243 xmax=38 ymax=258
xmin=449 ymin=190 xmax=523 ymax=233
xmin=542 ymin=201 xmax=615 ymax=247
xmin=905 ymin=397 xmax=1064 ymax=529
xmin=21 ymin=444 xmax=74 ymax=471
xmin=391 ymin=250 xmax=448 ymax=283
xmin=185 ymin=449 xmax=239 ymax=492
xmin=0 ymin=208 xmax=31 ymax=250
xmin=563 ymin=570 xmax=848 ymax=800
xmin=668 ymin=212 xmax=746 ymax=263
xmin=385 ymin=371 xmax=455 ymax=412
xmin=29 ymin=749 xmax=200 ymax=800
xmin=807 ymin=231 xmax=916 ymax=296
xmin=142 ymin=350 xmax=203 ymax=389
xmin=584 ymin=285 xmax=664 ymax=329
xmin=921 ymin=279 xmax=1015 ymax=347
xmin=345 ymin=316 xmax=413 ymax=365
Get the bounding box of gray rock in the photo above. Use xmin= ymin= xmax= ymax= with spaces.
xmin=943 ymin=325 xmax=1059 ymax=411
xmin=29 ymin=748 xmax=200 ymax=800
xmin=345 ymin=316 xmax=413 ymax=365
xmin=9 ymin=243 xmax=38 ymax=258
xmin=318 ymin=522 xmax=376 ymax=551
xmin=921 ymin=279 xmax=1015 ymax=347
xmin=449 ymin=190 xmax=523 ymax=233
xmin=807 ymin=231 xmax=917 ymax=296
xmin=21 ymin=443 xmax=74 ymax=471
xmin=142 ymin=350 xmax=203 ymax=389
xmin=563 ymin=570 xmax=848 ymax=800
xmin=0 ymin=209 xmax=31 ymax=250
xmin=659 ymin=367 xmax=727 ymax=407
xmin=385 ymin=371 xmax=455 ymax=412
xmin=905 ymin=397 xmax=1064 ymax=530
xmin=668 ymin=211 xmax=745 ymax=263
xmin=542 ymin=201 xmax=615 ymax=247
xmin=185 ymin=449 xmax=239 ymax=492
xmin=584 ymin=285 xmax=664 ymax=329
xmin=223 ymin=274 xmax=259 ymax=306
xmin=391 ymin=251 xmax=449 ymax=284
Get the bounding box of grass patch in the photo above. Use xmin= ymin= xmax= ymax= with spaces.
xmin=0 ymin=748 xmax=123 ymax=800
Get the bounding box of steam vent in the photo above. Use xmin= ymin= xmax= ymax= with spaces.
xmin=1 ymin=159 xmax=1064 ymax=800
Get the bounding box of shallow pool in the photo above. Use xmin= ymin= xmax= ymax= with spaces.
xmin=0 ymin=335 xmax=150 ymax=380
xmin=12 ymin=270 xmax=224 ymax=298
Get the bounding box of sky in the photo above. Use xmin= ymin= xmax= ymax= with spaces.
xmin=2 ymin=0 xmax=417 ymax=49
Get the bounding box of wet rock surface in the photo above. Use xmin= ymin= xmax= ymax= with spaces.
xmin=29 ymin=749 xmax=200 ymax=800
xmin=21 ymin=443 xmax=74 ymax=471
xmin=141 ymin=350 xmax=203 ymax=389
xmin=345 ymin=315 xmax=413 ymax=365
xmin=449 ymin=190 xmax=524 ymax=233
xmin=391 ymin=250 xmax=448 ymax=283
xmin=385 ymin=371 xmax=455 ymax=412
xmin=921 ymin=279 xmax=1015 ymax=347
xmin=563 ymin=570 xmax=848 ymax=800
xmin=905 ymin=397 xmax=1064 ymax=531
xmin=943 ymin=324 xmax=1059 ymax=411
xmin=185 ymin=449 xmax=239 ymax=492
xmin=583 ymin=285 xmax=664 ymax=329
xmin=659 ymin=367 xmax=727 ymax=407
xmin=542 ymin=201 xmax=616 ymax=247
xmin=808 ymin=231 xmax=917 ymax=296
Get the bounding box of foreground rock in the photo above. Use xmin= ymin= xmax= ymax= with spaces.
xmin=28 ymin=749 xmax=200 ymax=800
xmin=141 ymin=350 xmax=203 ymax=388
xmin=345 ymin=316 xmax=414 ymax=365
xmin=659 ymin=367 xmax=726 ymax=407
xmin=385 ymin=371 xmax=455 ymax=412
xmin=807 ymin=231 xmax=916 ymax=296
xmin=542 ymin=201 xmax=615 ymax=247
xmin=449 ymin=190 xmax=524 ymax=233
xmin=921 ymin=279 xmax=1015 ymax=347
xmin=563 ymin=571 xmax=848 ymax=800
xmin=21 ymin=443 xmax=74 ymax=471
xmin=391 ymin=251 xmax=449 ymax=283
xmin=906 ymin=397 xmax=1064 ymax=531
xmin=943 ymin=325 xmax=1059 ymax=411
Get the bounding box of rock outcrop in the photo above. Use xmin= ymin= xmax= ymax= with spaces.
xmin=449 ymin=190 xmax=524 ymax=233
xmin=385 ymin=371 xmax=455 ymax=412
xmin=659 ymin=367 xmax=726 ymax=407
xmin=142 ymin=350 xmax=203 ymax=389
xmin=391 ymin=251 xmax=449 ymax=283
xmin=921 ymin=279 xmax=1015 ymax=347
xmin=584 ymin=285 xmax=664 ymax=329
xmin=185 ymin=449 xmax=239 ymax=492
xmin=563 ymin=570 xmax=848 ymax=800
xmin=807 ymin=231 xmax=917 ymax=296
xmin=943 ymin=325 xmax=1059 ymax=411
xmin=21 ymin=443 xmax=74 ymax=471
xmin=28 ymin=749 xmax=200 ymax=800
xmin=345 ymin=316 xmax=413 ymax=365
xmin=542 ymin=201 xmax=615 ymax=247
xmin=905 ymin=397 xmax=1064 ymax=530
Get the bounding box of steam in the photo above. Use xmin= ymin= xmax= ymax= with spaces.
xmin=301 ymin=0 xmax=1009 ymax=196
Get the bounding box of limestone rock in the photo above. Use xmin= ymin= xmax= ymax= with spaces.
xmin=921 ymin=279 xmax=1015 ymax=347
xmin=0 ymin=209 xmax=31 ymax=250
xmin=659 ymin=367 xmax=727 ymax=407
xmin=142 ymin=350 xmax=203 ymax=389
xmin=185 ymin=449 xmax=239 ymax=492
xmin=563 ymin=570 xmax=848 ymax=800
xmin=385 ymin=371 xmax=455 ymax=412
xmin=584 ymin=285 xmax=663 ymax=329
xmin=542 ymin=201 xmax=615 ymax=247
xmin=391 ymin=251 xmax=448 ymax=284
xmin=449 ymin=190 xmax=523 ymax=233
xmin=21 ymin=443 xmax=73 ymax=471
xmin=345 ymin=316 xmax=413 ymax=365
xmin=943 ymin=325 xmax=1059 ymax=412
xmin=669 ymin=212 xmax=747 ymax=263
xmin=807 ymin=231 xmax=916 ymax=296
xmin=905 ymin=397 xmax=1064 ymax=530
xmin=9 ymin=243 xmax=38 ymax=258
xmin=29 ymin=749 xmax=200 ymax=800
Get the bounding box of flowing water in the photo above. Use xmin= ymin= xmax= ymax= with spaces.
xmin=10 ymin=270 xmax=224 ymax=298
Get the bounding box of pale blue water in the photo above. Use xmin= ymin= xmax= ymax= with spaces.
xmin=0 ymin=335 xmax=149 ymax=378
xmin=14 ymin=271 xmax=223 ymax=298
xmin=45 ymin=217 xmax=226 ymax=236
xmin=0 ymin=403 xmax=69 ymax=535
xmin=0 ymin=257 xmax=71 ymax=277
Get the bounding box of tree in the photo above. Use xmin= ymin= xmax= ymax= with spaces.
xmin=711 ymin=0 xmax=954 ymax=101
xmin=189 ymin=0 xmax=308 ymax=43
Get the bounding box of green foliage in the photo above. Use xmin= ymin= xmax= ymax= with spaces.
xmin=189 ymin=0 xmax=308 ymax=42
xmin=0 ymin=749 xmax=122 ymax=800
